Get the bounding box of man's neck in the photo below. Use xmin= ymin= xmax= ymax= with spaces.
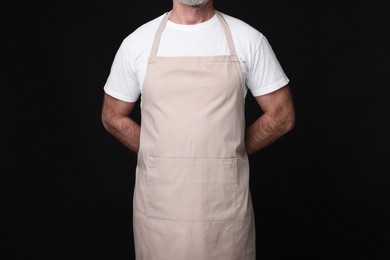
xmin=170 ymin=1 xmax=215 ymax=25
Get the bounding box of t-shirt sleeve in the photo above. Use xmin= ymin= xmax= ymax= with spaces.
xmin=103 ymin=40 xmax=140 ymax=102
xmin=247 ymin=35 xmax=290 ymax=97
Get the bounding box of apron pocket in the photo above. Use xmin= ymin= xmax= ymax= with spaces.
xmin=145 ymin=155 xmax=238 ymax=221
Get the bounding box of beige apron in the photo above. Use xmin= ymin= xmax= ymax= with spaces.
xmin=133 ymin=11 xmax=256 ymax=260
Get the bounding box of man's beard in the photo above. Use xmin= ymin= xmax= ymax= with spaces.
xmin=177 ymin=0 xmax=209 ymax=6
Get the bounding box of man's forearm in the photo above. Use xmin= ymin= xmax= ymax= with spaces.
xmin=245 ymin=112 xmax=293 ymax=156
xmin=103 ymin=116 xmax=140 ymax=154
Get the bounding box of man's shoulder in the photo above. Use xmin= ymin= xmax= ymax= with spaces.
xmin=219 ymin=11 xmax=264 ymax=40
xmin=218 ymin=11 xmax=265 ymax=51
xmin=130 ymin=13 xmax=166 ymax=38
xmin=120 ymin=13 xmax=166 ymax=51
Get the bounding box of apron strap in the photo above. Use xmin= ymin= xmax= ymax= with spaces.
xmin=149 ymin=10 xmax=238 ymax=57
xmin=149 ymin=11 xmax=171 ymax=57
xmin=215 ymin=11 xmax=238 ymax=56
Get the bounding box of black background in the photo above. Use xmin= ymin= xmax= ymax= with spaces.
xmin=3 ymin=0 xmax=390 ymax=259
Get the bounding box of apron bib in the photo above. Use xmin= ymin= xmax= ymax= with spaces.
xmin=132 ymin=11 xmax=256 ymax=260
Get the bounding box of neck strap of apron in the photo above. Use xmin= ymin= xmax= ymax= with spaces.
xmin=149 ymin=10 xmax=238 ymax=57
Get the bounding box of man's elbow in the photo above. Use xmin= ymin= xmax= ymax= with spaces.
xmin=101 ymin=111 xmax=113 ymax=132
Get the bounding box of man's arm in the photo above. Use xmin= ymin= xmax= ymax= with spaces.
xmin=101 ymin=93 xmax=140 ymax=153
xmin=245 ymin=84 xmax=295 ymax=156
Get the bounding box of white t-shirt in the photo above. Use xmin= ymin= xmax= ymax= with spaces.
xmin=104 ymin=11 xmax=289 ymax=102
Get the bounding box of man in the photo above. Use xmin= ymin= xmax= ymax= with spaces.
xmin=101 ymin=0 xmax=295 ymax=259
